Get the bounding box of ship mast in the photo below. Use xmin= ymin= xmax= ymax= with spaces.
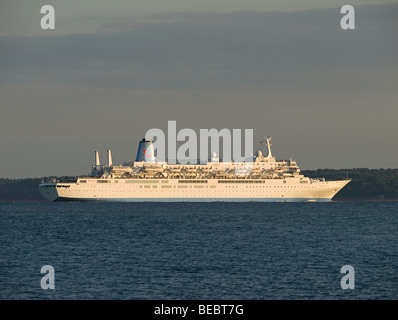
xmin=261 ymin=136 xmax=273 ymax=158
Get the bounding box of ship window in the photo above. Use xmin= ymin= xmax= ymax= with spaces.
xmin=178 ymin=180 xmax=207 ymax=183
xmin=126 ymin=179 xmax=159 ymax=183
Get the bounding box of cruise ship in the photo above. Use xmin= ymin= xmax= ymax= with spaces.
xmin=38 ymin=137 xmax=350 ymax=202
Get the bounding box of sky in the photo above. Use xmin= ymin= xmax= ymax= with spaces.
xmin=0 ymin=0 xmax=397 ymax=178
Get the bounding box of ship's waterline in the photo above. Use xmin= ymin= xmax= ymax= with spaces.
xmin=39 ymin=136 xmax=350 ymax=202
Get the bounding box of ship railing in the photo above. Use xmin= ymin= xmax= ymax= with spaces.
xmin=40 ymin=176 xmax=78 ymax=184
xmin=58 ymin=177 xmax=78 ymax=183
xmin=108 ymin=173 xmax=296 ymax=180
xmin=40 ymin=176 xmax=58 ymax=184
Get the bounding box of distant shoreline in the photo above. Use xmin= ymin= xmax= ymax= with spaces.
xmin=1 ymin=168 xmax=398 ymax=201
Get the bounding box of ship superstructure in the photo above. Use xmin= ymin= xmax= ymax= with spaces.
xmin=39 ymin=137 xmax=350 ymax=202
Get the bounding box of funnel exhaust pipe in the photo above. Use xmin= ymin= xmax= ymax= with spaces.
xmin=95 ymin=150 xmax=100 ymax=170
xmin=107 ymin=149 xmax=113 ymax=167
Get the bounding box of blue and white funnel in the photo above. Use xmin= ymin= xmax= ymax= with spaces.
xmin=136 ymin=139 xmax=155 ymax=162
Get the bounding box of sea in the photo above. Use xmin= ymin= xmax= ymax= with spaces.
xmin=0 ymin=201 xmax=397 ymax=300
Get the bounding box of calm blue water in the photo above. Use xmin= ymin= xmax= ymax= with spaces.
xmin=0 ymin=201 xmax=397 ymax=300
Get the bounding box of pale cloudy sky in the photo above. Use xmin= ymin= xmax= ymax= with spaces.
xmin=0 ymin=1 xmax=397 ymax=178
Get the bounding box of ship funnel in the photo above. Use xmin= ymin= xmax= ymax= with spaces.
xmin=136 ymin=139 xmax=155 ymax=163
xmin=95 ymin=150 xmax=100 ymax=169
xmin=107 ymin=149 xmax=113 ymax=167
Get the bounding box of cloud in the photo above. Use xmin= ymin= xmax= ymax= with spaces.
xmin=0 ymin=4 xmax=397 ymax=90
xmin=1 ymin=4 xmax=397 ymax=177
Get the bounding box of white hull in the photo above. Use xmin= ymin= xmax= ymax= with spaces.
xmin=39 ymin=178 xmax=350 ymax=202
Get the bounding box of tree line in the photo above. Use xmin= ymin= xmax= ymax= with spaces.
xmin=302 ymin=168 xmax=398 ymax=200
xmin=1 ymin=168 xmax=397 ymax=201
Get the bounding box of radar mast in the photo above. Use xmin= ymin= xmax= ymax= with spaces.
xmin=261 ymin=136 xmax=273 ymax=158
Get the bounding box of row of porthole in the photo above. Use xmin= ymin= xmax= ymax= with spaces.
xmin=64 ymin=185 xmax=315 ymax=191
xmin=224 ymin=185 xmax=313 ymax=188
xmin=61 ymin=190 xmax=321 ymax=196
xmin=72 ymin=184 xmax=314 ymax=188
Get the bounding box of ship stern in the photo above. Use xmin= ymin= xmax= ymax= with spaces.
xmin=38 ymin=183 xmax=59 ymax=202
